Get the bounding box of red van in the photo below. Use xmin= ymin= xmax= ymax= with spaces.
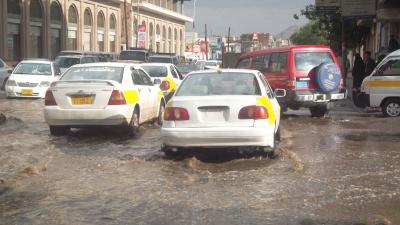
xmin=236 ymin=45 xmax=347 ymax=117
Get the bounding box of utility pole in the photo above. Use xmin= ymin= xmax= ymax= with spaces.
xmin=227 ymin=27 xmax=231 ymax=53
xmin=124 ymin=0 xmax=129 ymax=49
xmin=205 ymin=24 xmax=208 ymax=60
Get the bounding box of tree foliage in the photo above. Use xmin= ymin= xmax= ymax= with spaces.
xmin=290 ymin=22 xmax=327 ymax=46
xmin=294 ymin=4 xmax=370 ymax=55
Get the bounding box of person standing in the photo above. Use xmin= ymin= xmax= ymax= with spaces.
xmin=364 ymin=51 xmax=376 ymax=77
xmin=352 ymin=54 xmax=365 ymax=105
xmin=388 ymin=35 xmax=399 ymax=53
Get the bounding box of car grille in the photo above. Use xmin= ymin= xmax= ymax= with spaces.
xmin=17 ymin=82 xmax=38 ymax=87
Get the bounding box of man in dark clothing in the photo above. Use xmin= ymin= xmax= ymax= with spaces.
xmin=388 ymin=35 xmax=399 ymax=53
xmin=364 ymin=51 xmax=376 ymax=76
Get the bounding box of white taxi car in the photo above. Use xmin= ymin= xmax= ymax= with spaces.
xmin=44 ymin=63 xmax=165 ymax=136
xmin=140 ymin=63 xmax=183 ymax=102
xmin=360 ymin=49 xmax=400 ymax=117
xmin=5 ymin=59 xmax=61 ymax=98
xmin=161 ymin=69 xmax=285 ymax=155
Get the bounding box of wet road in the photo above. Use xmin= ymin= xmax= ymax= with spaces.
xmin=0 ymin=93 xmax=399 ymax=225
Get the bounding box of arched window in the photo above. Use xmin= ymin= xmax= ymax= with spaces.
xmin=133 ymin=18 xmax=138 ymax=46
xmin=168 ymin=27 xmax=172 ymax=53
xmin=174 ymin=28 xmax=178 ymax=54
xmin=162 ymin=26 xmax=166 ymax=53
xmin=50 ymin=1 xmax=62 ymax=58
xmin=29 ymin=0 xmax=44 ymax=57
xmin=67 ymin=5 xmax=78 ymax=50
xmin=149 ymin=23 xmax=154 ymax=51
xmin=7 ymin=0 xmax=21 ymax=60
xmin=97 ymin=11 xmax=105 ymax=52
xmin=83 ymin=8 xmax=93 ymax=51
xmin=109 ymin=14 xmax=117 ymax=52
xmin=156 ymin=24 xmax=161 ymax=53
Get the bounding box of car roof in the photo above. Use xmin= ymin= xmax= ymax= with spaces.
xmin=18 ymin=60 xmax=52 ymax=64
xmin=150 ymin=55 xmax=176 ymax=58
xmin=56 ymin=55 xmax=83 ymax=59
xmin=387 ymin=49 xmax=400 ymax=57
xmin=69 ymin=62 xmax=141 ymax=69
xmin=188 ymin=69 xmax=259 ymax=75
xmin=240 ymin=45 xmax=333 ymax=58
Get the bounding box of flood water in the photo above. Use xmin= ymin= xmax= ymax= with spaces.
xmin=0 ymin=94 xmax=399 ymax=225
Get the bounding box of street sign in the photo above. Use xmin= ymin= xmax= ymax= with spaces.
xmin=342 ymin=0 xmax=376 ymax=19
xmin=315 ymin=0 xmax=340 ymax=12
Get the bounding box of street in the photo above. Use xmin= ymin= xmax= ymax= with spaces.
xmin=0 ymin=93 xmax=399 ymax=225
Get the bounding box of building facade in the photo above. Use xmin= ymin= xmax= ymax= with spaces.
xmin=0 ymin=0 xmax=192 ymax=63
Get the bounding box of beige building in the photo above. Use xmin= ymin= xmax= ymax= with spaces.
xmin=0 ymin=0 xmax=192 ymax=63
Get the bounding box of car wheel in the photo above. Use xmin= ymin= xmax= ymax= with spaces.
xmin=161 ymin=145 xmax=181 ymax=157
xmin=128 ymin=109 xmax=140 ymax=137
xmin=156 ymin=102 xmax=165 ymax=126
xmin=382 ymin=99 xmax=400 ymax=117
xmin=309 ymin=104 xmax=328 ymax=117
xmin=1 ymin=79 xmax=7 ymax=91
xmin=49 ymin=126 xmax=70 ymax=136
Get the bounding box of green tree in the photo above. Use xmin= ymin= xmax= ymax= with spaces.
xmin=294 ymin=4 xmax=370 ymax=56
xmin=290 ymin=22 xmax=327 ymax=45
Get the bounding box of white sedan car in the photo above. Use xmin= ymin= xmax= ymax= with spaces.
xmin=44 ymin=63 xmax=165 ymax=136
xmin=161 ymin=69 xmax=285 ymax=155
xmin=5 ymin=59 xmax=61 ymax=98
xmin=140 ymin=63 xmax=183 ymax=102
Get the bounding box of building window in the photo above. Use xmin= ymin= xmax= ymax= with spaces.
xmin=149 ymin=23 xmax=154 ymax=51
xmin=156 ymin=25 xmax=161 ymax=53
xmin=174 ymin=28 xmax=178 ymax=54
xmin=162 ymin=26 xmax=166 ymax=53
xmin=50 ymin=2 xmax=62 ymax=59
xmin=7 ymin=0 xmax=21 ymax=61
xmin=109 ymin=14 xmax=117 ymax=52
xmin=97 ymin=11 xmax=105 ymax=52
xmin=168 ymin=27 xmax=172 ymax=53
xmin=83 ymin=8 xmax=93 ymax=51
xmin=30 ymin=0 xmax=44 ymax=58
xmin=67 ymin=5 xmax=78 ymax=50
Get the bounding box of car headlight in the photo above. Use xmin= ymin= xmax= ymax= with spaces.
xmin=39 ymin=81 xmax=51 ymax=87
xmin=6 ymin=80 xmax=17 ymax=87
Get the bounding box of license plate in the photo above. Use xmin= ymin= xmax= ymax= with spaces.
xmin=296 ymin=81 xmax=308 ymax=88
xmin=21 ymin=89 xmax=33 ymax=95
xmin=71 ymin=96 xmax=93 ymax=105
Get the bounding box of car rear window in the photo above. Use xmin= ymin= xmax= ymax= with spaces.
xmin=141 ymin=65 xmax=168 ymax=77
xmin=55 ymin=57 xmax=80 ymax=68
xmin=176 ymin=72 xmax=261 ymax=96
xmin=149 ymin=57 xmax=172 ymax=63
xmin=295 ymin=52 xmax=334 ymax=71
xmin=61 ymin=66 xmax=124 ymax=83
xmin=119 ymin=51 xmax=146 ymax=61
xmin=14 ymin=63 xmax=52 ymax=75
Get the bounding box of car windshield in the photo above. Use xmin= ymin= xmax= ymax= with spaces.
xmin=295 ymin=52 xmax=334 ymax=71
xmin=141 ymin=65 xmax=168 ymax=77
xmin=54 ymin=57 xmax=80 ymax=68
xmin=119 ymin=51 xmax=146 ymax=61
xmin=14 ymin=63 xmax=52 ymax=75
xmin=176 ymin=72 xmax=261 ymax=96
xmin=176 ymin=64 xmax=200 ymax=73
xmin=61 ymin=66 xmax=124 ymax=83
xmin=149 ymin=57 xmax=172 ymax=63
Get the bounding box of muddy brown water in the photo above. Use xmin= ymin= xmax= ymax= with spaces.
xmin=0 ymin=94 xmax=399 ymax=225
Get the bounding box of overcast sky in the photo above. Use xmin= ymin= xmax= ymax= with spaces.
xmin=183 ymin=0 xmax=313 ymax=36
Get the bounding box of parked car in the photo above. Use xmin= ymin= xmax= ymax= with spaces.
xmin=140 ymin=63 xmax=183 ymax=102
xmin=149 ymin=54 xmax=179 ymax=65
xmin=5 ymin=59 xmax=61 ymax=98
xmin=359 ymin=49 xmax=400 ymax=117
xmin=54 ymin=55 xmax=99 ymax=73
xmin=176 ymin=64 xmax=201 ymax=78
xmin=204 ymin=60 xmax=222 ymax=69
xmin=161 ymin=69 xmax=285 ymax=156
xmin=119 ymin=48 xmax=149 ymax=63
xmin=236 ymin=45 xmax=346 ymax=117
xmin=44 ymin=62 xmax=165 ymax=136
xmin=0 ymin=58 xmax=13 ymax=90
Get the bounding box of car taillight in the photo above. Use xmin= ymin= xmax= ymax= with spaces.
xmin=45 ymin=90 xmax=57 ymax=106
xmin=164 ymin=107 xmax=189 ymax=121
xmin=160 ymin=80 xmax=170 ymax=91
xmin=238 ymin=105 xmax=268 ymax=120
xmin=287 ymin=80 xmax=296 ymax=89
xmin=108 ymin=90 xmax=126 ymax=105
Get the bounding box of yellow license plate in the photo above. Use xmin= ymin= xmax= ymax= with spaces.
xmin=71 ymin=96 xmax=93 ymax=105
xmin=21 ymin=89 xmax=33 ymax=95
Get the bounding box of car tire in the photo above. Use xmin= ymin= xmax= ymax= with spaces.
xmin=1 ymin=78 xmax=7 ymax=91
xmin=156 ymin=102 xmax=165 ymax=126
xmin=128 ymin=109 xmax=140 ymax=137
xmin=309 ymin=104 xmax=328 ymax=117
xmin=49 ymin=126 xmax=70 ymax=136
xmin=262 ymin=130 xmax=278 ymax=158
xmin=382 ymin=99 xmax=400 ymax=117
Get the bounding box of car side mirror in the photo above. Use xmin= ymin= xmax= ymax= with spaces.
xmin=154 ymin=79 xmax=161 ymax=85
xmin=7 ymin=69 xmax=13 ymax=74
xmin=274 ymin=89 xmax=286 ymax=98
